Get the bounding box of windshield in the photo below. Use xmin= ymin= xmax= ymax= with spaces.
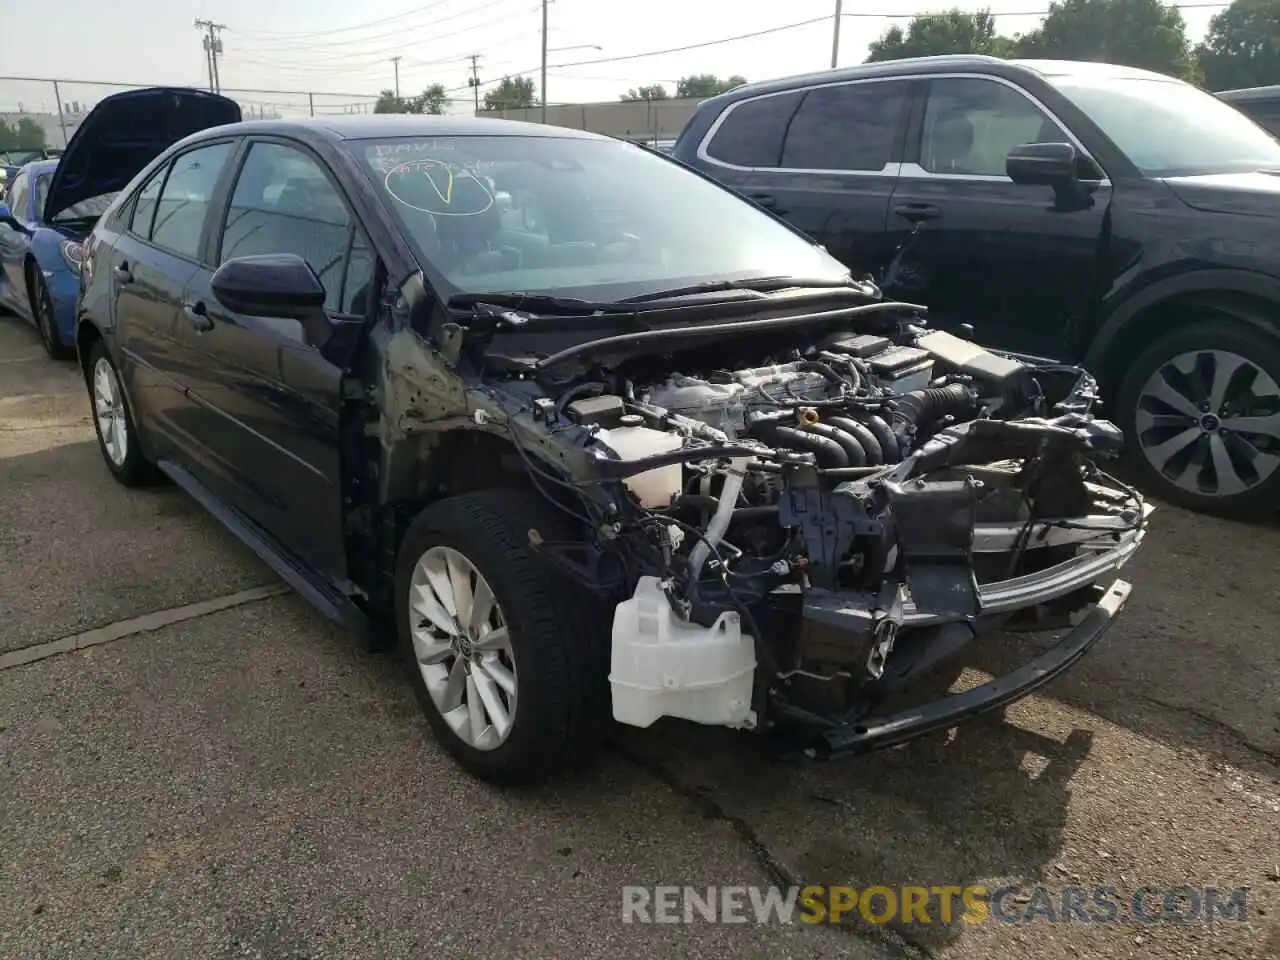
xmin=1047 ymin=75 xmax=1280 ymax=177
xmin=355 ymin=134 xmax=847 ymax=300
xmin=33 ymin=173 xmax=118 ymax=225
xmin=0 ymin=149 xmax=44 ymax=167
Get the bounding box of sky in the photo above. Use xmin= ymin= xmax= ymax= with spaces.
xmin=0 ymin=0 xmax=1227 ymax=118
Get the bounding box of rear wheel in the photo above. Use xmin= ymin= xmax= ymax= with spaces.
xmin=394 ymin=490 xmax=610 ymax=785
xmin=30 ymin=269 xmax=71 ymax=360
xmin=1116 ymin=319 xmax=1280 ymax=519
xmin=87 ymin=340 xmax=158 ymax=487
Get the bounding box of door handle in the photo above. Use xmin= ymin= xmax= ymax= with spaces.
xmin=113 ymin=264 xmax=134 ymax=284
xmin=893 ymin=203 xmax=943 ymax=223
xmin=183 ymin=301 xmax=213 ymax=332
xmin=747 ymin=192 xmax=780 ymax=210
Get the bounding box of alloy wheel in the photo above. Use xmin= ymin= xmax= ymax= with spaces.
xmin=1134 ymin=348 xmax=1280 ymax=498
xmin=408 ymin=545 xmax=518 ymax=751
xmin=92 ymin=356 xmax=129 ymax=467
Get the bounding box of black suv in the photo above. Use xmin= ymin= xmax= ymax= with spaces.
xmin=674 ymin=56 xmax=1280 ymax=519
xmin=1218 ymin=85 xmax=1280 ymax=137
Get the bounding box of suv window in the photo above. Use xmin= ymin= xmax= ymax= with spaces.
xmin=8 ymin=171 xmax=29 ymax=220
xmin=781 ymin=81 xmax=910 ymax=172
xmin=922 ymin=77 xmax=1067 ymax=177
xmin=219 ymin=141 xmax=372 ymax=315
xmin=150 ymin=141 xmax=235 ymax=259
xmin=704 ymin=91 xmax=803 ymax=167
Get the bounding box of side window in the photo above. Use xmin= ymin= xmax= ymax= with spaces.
xmin=151 ymin=141 xmax=236 ymax=259
xmin=1245 ymin=102 xmax=1280 ymax=138
xmin=8 ymin=172 xmax=29 ymax=220
xmin=219 ymin=141 xmax=370 ymax=314
xmin=129 ymin=166 xmax=166 ymax=237
xmin=704 ymin=91 xmax=803 ymax=168
xmin=921 ymin=78 xmax=1068 ymax=178
xmin=781 ymin=81 xmax=910 ymax=172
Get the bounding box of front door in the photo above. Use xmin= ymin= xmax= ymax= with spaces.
xmin=886 ymin=76 xmax=1111 ymax=360
xmin=179 ymin=138 xmax=376 ymax=580
xmin=737 ymin=78 xmax=913 ymax=279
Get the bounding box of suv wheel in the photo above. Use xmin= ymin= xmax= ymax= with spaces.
xmin=87 ymin=340 xmax=157 ymax=486
xmin=394 ymin=489 xmax=609 ymax=785
xmin=1116 ymin=319 xmax=1280 ymax=519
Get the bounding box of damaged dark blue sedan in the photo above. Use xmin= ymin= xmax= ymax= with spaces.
xmin=73 ymin=87 xmax=1150 ymax=784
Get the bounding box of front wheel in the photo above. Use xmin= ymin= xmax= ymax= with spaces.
xmin=1116 ymin=319 xmax=1280 ymax=519
xmin=394 ymin=490 xmax=610 ymax=785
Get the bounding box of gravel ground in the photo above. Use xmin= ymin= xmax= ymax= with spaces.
xmin=1 ymin=315 xmax=1276 ymax=959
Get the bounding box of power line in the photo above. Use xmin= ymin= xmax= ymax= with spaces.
xmin=228 ymin=0 xmax=470 ymax=40
xmin=226 ymin=0 xmax=526 ymax=53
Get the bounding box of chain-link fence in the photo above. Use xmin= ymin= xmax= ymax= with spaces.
xmin=0 ymin=76 xmax=702 ymax=155
xmin=0 ymin=77 xmax=380 ymax=151
xmin=482 ymin=98 xmax=702 ymax=143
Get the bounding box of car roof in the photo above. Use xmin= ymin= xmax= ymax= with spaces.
xmin=698 ymin=54 xmax=1185 ymax=107
xmin=201 ymin=114 xmax=610 ymax=143
xmin=1217 ymin=85 xmax=1280 ymax=103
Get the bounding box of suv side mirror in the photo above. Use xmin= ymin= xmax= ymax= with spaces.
xmin=211 ymin=254 xmax=326 ymax=318
xmin=1006 ymin=141 xmax=1079 ymax=186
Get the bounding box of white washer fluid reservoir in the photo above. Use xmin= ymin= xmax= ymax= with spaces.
xmin=594 ymin=419 xmax=685 ymax=508
xmin=609 ymin=576 xmax=757 ymax=729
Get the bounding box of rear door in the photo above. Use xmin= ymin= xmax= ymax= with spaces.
xmin=107 ymin=139 xmax=239 ymax=465
xmin=731 ymin=78 xmax=913 ymax=278
xmin=178 ymin=137 xmax=377 ymax=578
xmin=886 ymin=75 xmax=1111 ymax=359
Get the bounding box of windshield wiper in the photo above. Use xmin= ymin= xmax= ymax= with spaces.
xmin=618 ymin=275 xmax=860 ymax=303
xmin=446 ymin=291 xmax=632 ymax=315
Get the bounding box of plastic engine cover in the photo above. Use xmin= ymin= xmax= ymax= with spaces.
xmin=609 ymin=576 xmax=757 ymax=729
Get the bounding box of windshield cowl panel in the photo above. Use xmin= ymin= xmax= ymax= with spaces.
xmin=1049 ymin=75 xmax=1280 ymax=178
xmin=352 ymin=134 xmax=850 ymax=303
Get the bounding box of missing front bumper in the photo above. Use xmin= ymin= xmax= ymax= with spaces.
xmin=804 ymin=578 xmax=1132 ymax=759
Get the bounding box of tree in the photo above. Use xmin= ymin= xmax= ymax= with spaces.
xmin=866 ymin=9 xmax=1015 ymax=62
xmin=374 ymin=84 xmax=449 ymax=115
xmin=483 ymin=76 xmax=538 ymax=111
xmin=621 ymin=84 xmax=670 ymax=102
xmin=1013 ymin=0 xmax=1199 ymax=81
xmin=0 ymin=118 xmax=47 ymax=151
xmin=675 ymin=74 xmax=747 ymax=98
xmin=1196 ymin=0 xmax=1280 ymax=91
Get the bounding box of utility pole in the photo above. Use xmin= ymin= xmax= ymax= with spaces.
xmin=830 ymin=0 xmax=843 ymax=69
xmin=540 ymin=0 xmax=548 ymax=123
xmin=390 ymin=56 xmax=402 ymax=99
xmin=467 ymin=54 xmax=482 ymax=114
xmin=195 ymin=19 xmax=225 ymax=93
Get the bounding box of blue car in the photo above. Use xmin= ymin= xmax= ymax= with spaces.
xmin=0 ymin=92 xmax=227 ymax=358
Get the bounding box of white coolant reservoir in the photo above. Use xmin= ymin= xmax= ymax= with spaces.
xmin=594 ymin=418 xmax=684 ymax=508
xmin=610 ymin=576 xmax=757 ymax=729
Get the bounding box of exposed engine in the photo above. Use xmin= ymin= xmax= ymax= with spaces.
xmin=484 ymin=302 xmax=1149 ymax=755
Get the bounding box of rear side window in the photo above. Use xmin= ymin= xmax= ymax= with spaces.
xmin=1242 ymin=101 xmax=1280 ymax=137
xmin=704 ymin=91 xmax=802 ymax=168
xmin=150 ymin=141 xmax=236 ymax=259
xmin=780 ymin=81 xmax=910 ymax=172
xmin=8 ymin=171 xmax=30 ymax=219
xmin=130 ymin=166 xmax=166 ymax=237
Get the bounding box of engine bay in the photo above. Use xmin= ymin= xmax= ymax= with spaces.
xmin=458 ymin=294 xmax=1150 ymax=746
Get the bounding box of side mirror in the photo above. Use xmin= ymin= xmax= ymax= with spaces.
xmin=1006 ymin=141 xmax=1079 ymax=186
xmin=211 ymin=253 xmax=326 ymax=319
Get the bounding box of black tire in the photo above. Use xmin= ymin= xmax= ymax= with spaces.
xmin=30 ymin=270 xmax=71 ymax=360
xmin=1115 ymin=318 xmax=1280 ymax=519
xmin=86 ymin=339 xmax=159 ymax=487
xmin=394 ymin=489 xmax=610 ymax=785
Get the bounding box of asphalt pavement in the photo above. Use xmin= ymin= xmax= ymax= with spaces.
xmin=1 ymin=314 xmax=1277 ymax=960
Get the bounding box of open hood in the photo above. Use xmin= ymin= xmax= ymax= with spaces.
xmin=43 ymin=87 xmax=241 ymax=223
